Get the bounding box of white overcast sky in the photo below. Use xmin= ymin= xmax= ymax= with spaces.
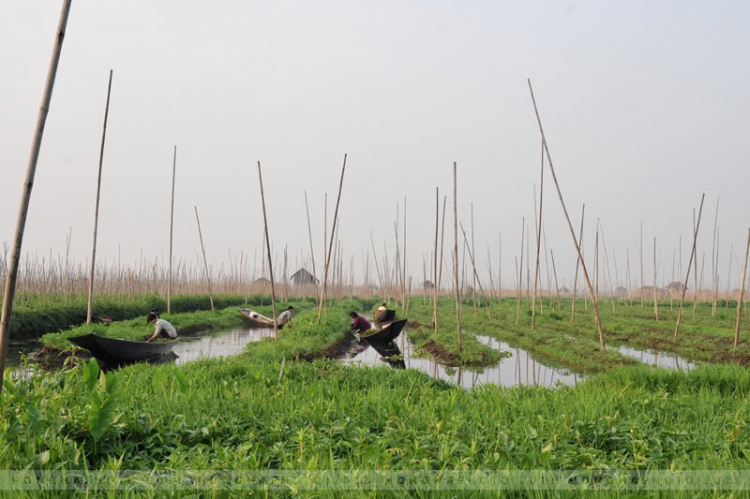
xmin=1 ymin=1 xmax=749 ymax=289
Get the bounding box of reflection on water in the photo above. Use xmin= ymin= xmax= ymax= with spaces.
xmin=171 ymin=327 xmax=271 ymax=365
xmin=618 ymin=345 xmax=696 ymax=371
xmin=344 ymin=333 xmax=582 ymax=389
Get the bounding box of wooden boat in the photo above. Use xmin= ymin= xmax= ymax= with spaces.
xmin=361 ymin=319 xmax=407 ymax=345
xmin=239 ymin=308 xmax=286 ymax=329
xmin=67 ymin=334 xmax=174 ymax=367
xmin=366 ymin=340 xmax=406 ymax=369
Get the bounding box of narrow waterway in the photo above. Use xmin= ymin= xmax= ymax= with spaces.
xmin=617 ymin=344 xmax=696 ymax=370
xmin=343 ymin=332 xmax=582 ymax=389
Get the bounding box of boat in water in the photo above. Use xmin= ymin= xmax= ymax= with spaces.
xmin=239 ymin=308 xmax=286 ymax=329
xmin=68 ymin=334 xmax=175 ymax=368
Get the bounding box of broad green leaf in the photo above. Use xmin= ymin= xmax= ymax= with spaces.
xmin=83 ymin=359 xmax=99 ymax=391
xmin=173 ymin=367 xmax=188 ymax=393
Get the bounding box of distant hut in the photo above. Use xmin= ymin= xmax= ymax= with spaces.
xmin=559 ymin=286 xmax=571 ymax=294
xmin=290 ymin=268 xmax=319 ymax=286
xmin=614 ymin=286 xmax=628 ymax=296
xmin=422 ymin=280 xmax=435 ymax=291
xmin=253 ymin=277 xmax=270 ymax=284
xmin=666 ymin=281 xmax=687 ymax=294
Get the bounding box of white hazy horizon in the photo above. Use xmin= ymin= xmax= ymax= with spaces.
xmin=2 ymin=1 xmax=749 ymax=292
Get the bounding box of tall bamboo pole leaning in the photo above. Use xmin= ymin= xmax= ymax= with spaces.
xmin=734 ymin=228 xmax=750 ymax=353
xmin=167 ymin=145 xmax=177 ymax=313
xmin=453 ymin=162 xmax=463 ymax=350
xmin=256 ymin=161 xmax=278 ymax=340
xmin=527 ymin=79 xmax=606 ymax=350
xmin=433 ymin=188 xmax=440 ymax=333
xmin=317 ymin=155 xmax=347 ymax=324
xmin=674 ymin=194 xmax=705 ymax=341
xmin=194 ymin=207 xmax=215 ymax=311
xmin=437 ymin=196 xmax=447 ymax=302
xmin=531 ymin=139 xmax=544 ymax=329
xmin=86 ymin=69 xmax=113 ymax=324
xmin=0 ymin=0 xmax=73 ymax=392
xmin=571 ymin=204 xmax=585 ymax=323
xmin=303 ymin=191 xmax=317 ymax=282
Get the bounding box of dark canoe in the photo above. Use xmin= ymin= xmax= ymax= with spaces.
xmin=68 ymin=334 xmax=174 ymax=367
xmin=239 ymin=308 xmax=285 ymax=329
xmin=361 ymin=319 xmax=407 ymax=345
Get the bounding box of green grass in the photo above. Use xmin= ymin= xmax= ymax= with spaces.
xmin=4 ymin=350 xmax=750 ymax=497
xmin=4 ymin=296 xmax=750 ymax=497
xmin=7 ymin=293 xmax=296 ymax=341
xmin=402 ymin=296 xmax=750 ymax=374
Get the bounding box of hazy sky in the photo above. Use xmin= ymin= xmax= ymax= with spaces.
xmin=2 ymin=1 xmax=749 ymax=289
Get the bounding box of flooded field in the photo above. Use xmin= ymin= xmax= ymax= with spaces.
xmin=343 ymin=332 xmax=583 ymax=389
xmin=171 ymin=327 xmax=271 ymax=364
xmin=617 ymin=344 xmax=696 ymax=371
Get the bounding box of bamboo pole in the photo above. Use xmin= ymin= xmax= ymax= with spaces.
xmin=527 ymin=79 xmax=605 ymax=350
xmin=460 ymin=224 xmax=492 ymax=314
xmin=167 ymin=145 xmax=177 ymax=313
xmin=571 ymin=204 xmax=585 ymax=322
xmin=317 ymin=155 xmax=347 ymax=323
xmin=532 ymin=139 xmax=544 ymax=329
xmin=471 ymin=203 xmax=477 ymax=314
xmin=256 ymin=161 xmax=278 ymax=340
xmin=437 ymin=196 xmax=447 ymax=297
xmin=551 ymin=250 xmax=561 ymax=307
xmin=304 ymin=191 xmax=317 ymax=282
xmin=692 ymin=210 xmax=699 ymax=318
xmin=86 ymin=69 xmax=113 ymax=324
xmin=433 ymin=188 xmax=439 ymax=333
xmin=653 ymin=236 xmax=659 ymax=321
xmin=498 ymin=233 xmax=502 ymax=302
xmin=516 ymin=218 xmax=525 ymax=325
xmin=674 ymin=194 xmax=705 ymax=341
xmin=453 ymin=162 xmax=462 ymax=350
xmin=403 ymin=197 xmax=407 ymax=309
xmin=0 ymin=0 xmax=73 ymax=392
xmin=640 ymin=222 xmax=645 ymax=308
xmin=734 ymin=228 xmax=750 ymax=353
xmin=712 ymin=197 xmax=720 ymax=316
xmin=194 ymin=206 xmax=215 ymax=311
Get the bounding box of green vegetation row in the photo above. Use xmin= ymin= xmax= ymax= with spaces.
xmin=9 ymin=293 xmax=302 ymax=341
xmin=4 ymin=337 xmax=750 ymax=497
xmin=402 ymin=295 xmax=750 ymax=375
xmin=38 ymin=296 xmax=373 ymax=352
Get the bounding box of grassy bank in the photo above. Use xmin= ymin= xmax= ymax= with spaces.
xmin=402 ymin=296 xmax=750 ymax=374
xmin=4 ymin=343 xmax=750 ymax=496
xmin=8 ymin=293 xmax=295 ymax=341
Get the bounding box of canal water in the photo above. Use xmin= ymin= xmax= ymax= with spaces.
xmin=343 ymin=332 xmax=583 ymax=389
xmin=617 ymin=344 xmax=696 ymax=370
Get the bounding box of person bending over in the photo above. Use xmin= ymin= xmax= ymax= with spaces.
xmin=277 ymin=306 xmax=294 ymax=326
xmin=349 ymin=312 xmax=371 ymax=337
xmin=146 ymin=312 xmax=177 ymax=342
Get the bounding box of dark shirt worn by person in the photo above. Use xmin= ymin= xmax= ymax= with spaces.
xmin=351 ymin=315 xmax=371 ymax=333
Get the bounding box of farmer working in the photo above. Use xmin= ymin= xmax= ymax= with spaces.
xmin=277 ymin=306 xmax=294 ymax=326
xmin=146 ymin=312 xmax=177 ymax=342
xmin=349 ymin=311 xmax=371 ymax=333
